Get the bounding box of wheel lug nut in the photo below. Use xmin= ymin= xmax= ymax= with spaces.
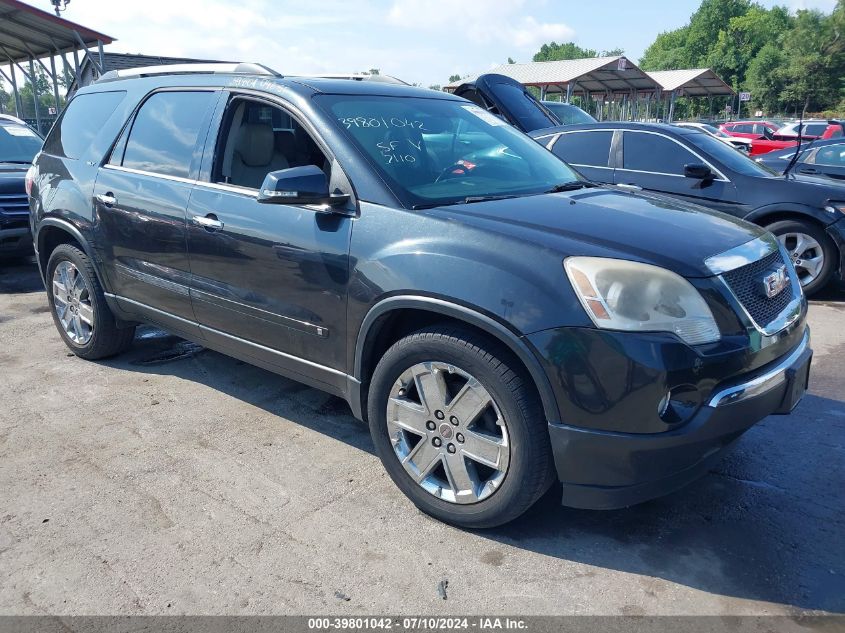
xmin=449 ymin=415 xmax=459 ymax=426
xmin=426 ymin=421 xmax=436 ymax=431
xmin=456 ymin=433 xmax=464 ymax=443
xmin=447 ymin=443 xmax=456 ymax=454
xmin=434 ymin=410 xmax=445 ymax=420
xmin=432 ymin=437 xmax=442 ymax=447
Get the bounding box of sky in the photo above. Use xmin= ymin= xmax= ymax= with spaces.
xmin=14 ymin=0 xmax=842 ymax=88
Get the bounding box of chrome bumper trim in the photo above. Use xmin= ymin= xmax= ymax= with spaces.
xmin=707 ymin=328 xmax=810 ymax=408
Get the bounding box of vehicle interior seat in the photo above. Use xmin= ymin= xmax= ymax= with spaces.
xmin=230 ymin=122 xmax=290 ymax=189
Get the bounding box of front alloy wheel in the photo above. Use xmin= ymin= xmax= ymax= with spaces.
xmin=777 ymin=232 xmax=824 ymax=287
xmin=387 ymin=361 xmax=510 ymax=504
xmin=368 ymin=325 xmax=555 ymax=528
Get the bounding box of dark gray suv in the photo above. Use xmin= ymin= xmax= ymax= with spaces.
xmin=28 ymin=64 xmax=811 ymax=527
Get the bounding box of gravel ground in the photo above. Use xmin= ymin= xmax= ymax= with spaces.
xmin=0 ymin=257 xmax=843 ymax=616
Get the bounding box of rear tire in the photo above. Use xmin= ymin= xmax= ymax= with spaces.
xmin=46 ymin=244 xmax=135 ymax=360
xmin=367 ymin=325 xmax=555 ymax=528
xmin=766 ymin=219 xmax=836 ymax=296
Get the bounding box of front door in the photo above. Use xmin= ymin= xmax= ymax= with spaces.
xmin=94 ymin=89 xmax=218 ymax=332
xmin=615 ymin=130 xmax=738 ymax=212
xmin=186 ymin=94 xmax=353 ymax=388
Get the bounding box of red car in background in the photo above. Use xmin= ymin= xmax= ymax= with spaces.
xmin=719 ymin=120 xmax=780 ymax=140
xmin=749 ymin=121 xmax=844 ymax=156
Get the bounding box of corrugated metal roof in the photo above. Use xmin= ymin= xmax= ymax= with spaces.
xmin=0 ymin=0 xmax=115 ymax=64
xmin=445 ymin=56 xmax=661 ymax=94
xmin=646 ymin=69 xmax=735 ymax=96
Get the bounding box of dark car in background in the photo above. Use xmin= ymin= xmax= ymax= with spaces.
xmin=756 ymin=139 xmax=845 ymax=182
xmin=532 ymin=122 xmax=845 ymax=295
xmin=452 ymin=74 xmax=561 ymax=132
xmin=28 ymin=63 xmax=811 ymax=527
xmin=540 ymin=101 xmax=596 ymax=125
xmin=1 ymin=117 xmax=42 ymax=260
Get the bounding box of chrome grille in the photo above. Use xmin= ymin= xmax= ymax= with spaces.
xmin=722 ymin=250 xmax=795 ymax=327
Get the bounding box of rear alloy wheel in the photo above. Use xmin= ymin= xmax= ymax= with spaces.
xmin=766 ymin=219 xmax=836 ymax=296
xmin=46 ymin=244 xmax=135 ymax=360
xmin=368 ymin=325 xmax=555 ymax=528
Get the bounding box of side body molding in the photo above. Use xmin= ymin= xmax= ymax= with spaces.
xmin=352 ymin=295 xmax=560 ymax=424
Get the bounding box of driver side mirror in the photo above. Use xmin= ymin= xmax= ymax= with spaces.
xmin=257 ymin=165 xmax=349 ymax=208
xmin=684 ymin=163 xmax=715 ymax=181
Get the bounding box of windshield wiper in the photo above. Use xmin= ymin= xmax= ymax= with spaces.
xmin=412 ymin=194 xmax=519 ymax=210
xmin=545 ymin=181 xmax=596 ymax=193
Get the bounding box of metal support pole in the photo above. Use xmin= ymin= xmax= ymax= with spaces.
xmin=98 ymin=39 xmax=105 ymax=71
xmin=8 ymin=61 xmax=21 ymax=117
xmin=565 ymin=82 xmax=573 ymax=104
xmin=28 ymin=57 xmax=42 ymax=135
xmin=49 ymin=54 xmax=61 ymax=117
xmin=668 ymin=91 xmax=677 ymax=123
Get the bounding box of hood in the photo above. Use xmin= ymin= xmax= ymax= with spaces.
xmin=453 ymin=74 xmax=560 ymax=133
xmin=426 ymin=186 xmax=765 ymax=278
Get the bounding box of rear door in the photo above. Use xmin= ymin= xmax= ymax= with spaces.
xmin=93 ymin=89 xmax=218 ymax=332
xmin=615 ymin=130 xmax=737 ymax=209
xmin=545 ymin=130 xmax=615 ymax=184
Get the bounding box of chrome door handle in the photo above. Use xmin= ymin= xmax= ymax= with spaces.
xmin=95 ymin=193 xmax=116 ymax=206
xmin=192 ymin=214 xmax=224 ymax=230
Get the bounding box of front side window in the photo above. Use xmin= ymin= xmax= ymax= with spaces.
xmin=685 ymin=132 xmax=776 ymax=177
xmin=42 ymin=91 xmax=125 ymax=159
xmin=211 ymin=97 xmax=328 ymax=189
xmin=813 ymin=144 xmax=845 ymax=167
xmin=120 ymin=91 xmax=215 ymax=178
xmin=622 ymin=132 xmax=696 ymax=175
xmin=318 ymin=95 xmax=580 ymax=209
xmin=0 ymin=122 xmax=42 ymax=163
xmin=552 ymin=131 xmax=612 ymax=167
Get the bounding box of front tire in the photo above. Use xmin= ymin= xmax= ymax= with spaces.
xmin=367 ymin=325 xmax=555 ymax=528
xmin=46 ymin=244 xmax=135 ymax=360
xmin=766 ymin=219 xmax=836 ymax=296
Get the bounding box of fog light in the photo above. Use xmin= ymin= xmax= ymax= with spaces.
xmin=658 ymin=385 xmax=702 ymax=426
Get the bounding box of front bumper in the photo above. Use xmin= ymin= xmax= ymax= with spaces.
xmin=826 ymin=216 xmax=845 ymax=283
xmin=0 ymin=226 xmax=33 ymax=257
xmin=532 ymin=326 xmax=811 ymax=510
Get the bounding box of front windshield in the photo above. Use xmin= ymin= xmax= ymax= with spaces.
xmin=0 ymin=123 xmax=42 ymax=163
xmin=318 ymin=95 xmax=580 ymax=208
xmin=686 ymin=131 xmax=778 ymax=177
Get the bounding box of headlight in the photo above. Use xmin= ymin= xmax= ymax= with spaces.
xmin=564 ymin=257 xmax=721 ymax=345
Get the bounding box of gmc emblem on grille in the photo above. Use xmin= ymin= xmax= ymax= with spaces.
xmin=761 ymin=265 xmax=789 ymax=298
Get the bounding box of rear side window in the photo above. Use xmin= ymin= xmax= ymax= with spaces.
xmin=120 ymin=91 xmax=215 ymax=178
xmin=42 ymin=91 xmax=125 ymax=159
xmin=622 ymin=132 xmax=696 ymax=175
xmin=804 ymin=123 xmax=828 ymax=136
xmin=813 ymin=144 xmax=845 ymax=167
xmin=551 ymin=131 xmax=612 ymax=167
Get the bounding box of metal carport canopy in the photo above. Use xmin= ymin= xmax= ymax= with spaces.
xmin=444 ymin=56 xmax=661 ymax=94
xmin=0 ymin=0 xmax=115 ymax=63
xmin=646 ymin=68 xmax=735 ymax=96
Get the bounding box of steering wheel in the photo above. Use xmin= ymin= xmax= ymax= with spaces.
xmin=435 ymin=159 xmax=480 ymax=183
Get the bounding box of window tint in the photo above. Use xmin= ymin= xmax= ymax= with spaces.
xmin=42 ymin=91 xmax=125 ymax=159
xmin=813 ymin=144 xmax=845 ymax=167
xmin=804 ymin=123 xmax=828 ymax=136
xmin=542 ymin=102 xmax=596 ymax=125
xmin=0 ymin=122 xmax=42 ymax=162
xmin=486 ymin=81 xmax=558 ymax=131
xmin=121 ymin=91 xmax=214 ymax=178
xmin=551 ymin=131 xmax=612 ymax=167
xmin=735 ymin=124 xmax=753 ymax=134
xmin=622 ymin=132 xmax=696 ymax=175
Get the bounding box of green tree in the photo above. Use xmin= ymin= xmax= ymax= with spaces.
xmin=779 ymin=9 xmax=840 ymax=114
xmin=600 ymin=48 xmax=625 ymax=57
xmin=507 ymin=57 xmax=516 ymax=64
xmin=745 ymin=42 xmax=788 ymax=114
xmin=639 ymin=27 xmax=694 ymax=70
xmin=428 ymin=84 xmax=441 ymax=91
xmin=533 ymin=42 xmax=597 ymax=62
xmin=448 ymin=74 xmax=462 ymax=83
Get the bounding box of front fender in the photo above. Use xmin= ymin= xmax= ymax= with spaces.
xmin=745 ymin=202 xmax=838 ymax=227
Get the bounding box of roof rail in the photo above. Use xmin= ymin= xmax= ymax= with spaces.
xmin=97 ymin=62 xmax=282 ymax=83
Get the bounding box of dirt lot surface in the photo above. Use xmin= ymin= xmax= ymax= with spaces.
xmin=1 ymin=257 xmax=843 ymax=616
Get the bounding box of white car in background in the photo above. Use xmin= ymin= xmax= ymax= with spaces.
xmin=675 ymin=121 xmax=752 ymax=153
